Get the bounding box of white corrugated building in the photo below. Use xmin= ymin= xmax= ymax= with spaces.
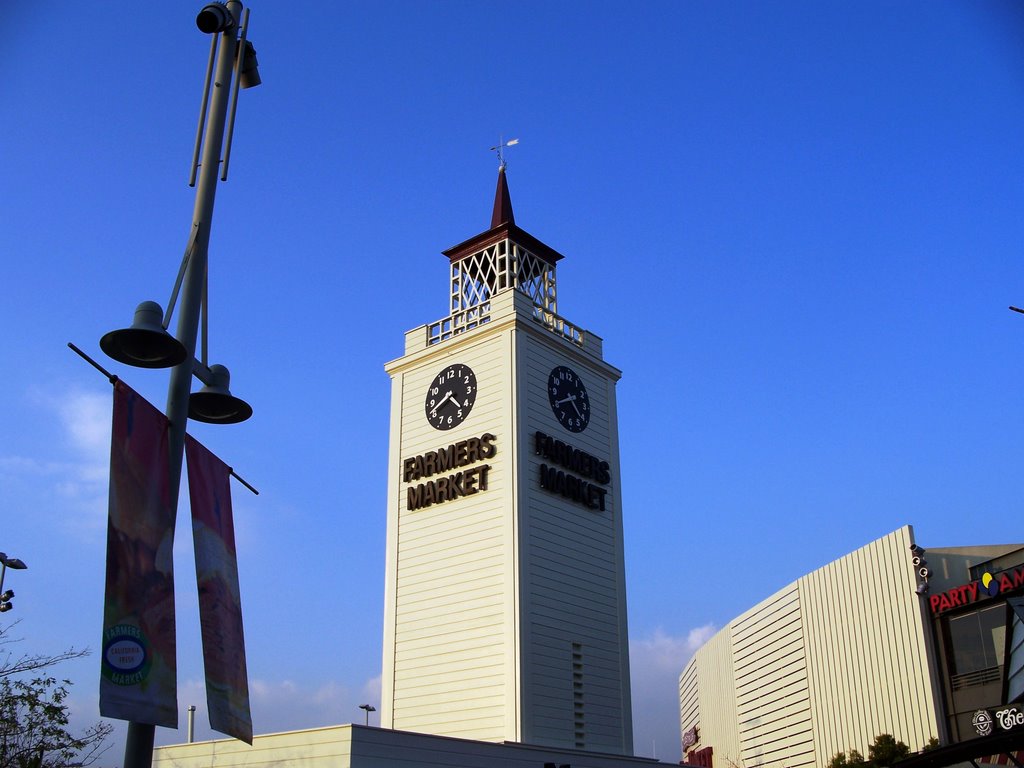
xmin=679 ymin=526 xmax=1024 ymax=768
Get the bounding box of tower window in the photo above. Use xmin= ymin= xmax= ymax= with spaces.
xmin=572 ymin=642 xmax=584 ymax=748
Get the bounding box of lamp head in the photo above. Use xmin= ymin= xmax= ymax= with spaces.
xmin=100 ymin=301 xmax=187 ymax=369
xmin=189 ymin=364 xmax=253 ymax=424
xmin=238 ymin=41 xmax=261 ymax=89
xmin=0 ymin=553 xmax=27 ymax=570
xmin=196 ymin=2 xmax=234 ymax=34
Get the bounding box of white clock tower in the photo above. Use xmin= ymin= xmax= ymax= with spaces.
xmin=381 ymin=166 xmax=633 ymax=755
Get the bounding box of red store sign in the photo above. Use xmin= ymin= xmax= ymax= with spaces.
xmin=929 ymin=564 xmax=1024 ymax=615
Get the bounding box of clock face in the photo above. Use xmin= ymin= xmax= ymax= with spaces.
xmin=548 ymin=365 xmax=590 ymax=433
xmin=424 ymin=363 xmax=477 ymax=430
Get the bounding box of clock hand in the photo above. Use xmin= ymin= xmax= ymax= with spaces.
xmin=430 ymin=391 xmax=455 ymax=417
xmin=554 ymin=393 xmax=583 ymax=418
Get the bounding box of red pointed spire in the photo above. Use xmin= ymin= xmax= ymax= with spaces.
xmin=490 ymin=165 xmax=515 ymax=228
xmin=443 ymin=165 xmax=563 ymax=266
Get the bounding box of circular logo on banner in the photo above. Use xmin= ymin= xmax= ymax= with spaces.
xmin=973 ymin=709 xmax=994 ymax=737
xmin=102 ymin=624 xmax=151 ymax=686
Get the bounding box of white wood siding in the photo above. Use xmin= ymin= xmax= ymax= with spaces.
xmin=385 ymin=327 xmax=515 ymax=742
xmin=383 ymin=289 xmax=630 ymax=752
xmin=519 ymin=332 xmax=630 ymax=753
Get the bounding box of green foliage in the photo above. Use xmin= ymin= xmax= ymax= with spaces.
xmin=828 ymin=734 xmax=913 ymax=768
xmin=0 ymin=624 xmax=112 ymax=768
xmin=828 ymin=748 xmax=867 ymax=768
xmin=869 ymin=734 xmax=911 ymax=767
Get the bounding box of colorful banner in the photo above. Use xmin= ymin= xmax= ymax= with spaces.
xmin=100 ymin=380 xmax=178 ymax=727
xmin=185 ymin=435 xmax=253 ymax=744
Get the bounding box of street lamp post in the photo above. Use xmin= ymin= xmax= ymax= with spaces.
xmin=100 ymin=3 xmax=261 ymax=767
xmin=359 ymin=704 xmax=376 ymax=726
xmin=0 ymin=552 xmax=28 ymax=613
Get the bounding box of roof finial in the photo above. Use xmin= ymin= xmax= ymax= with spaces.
xmin=489 ymin=136 xmax=519 ymax=170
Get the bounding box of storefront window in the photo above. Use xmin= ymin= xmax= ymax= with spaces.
xmin=948 ymin=604 xmax=1005 ymax=683
xmin=1009 ymin=598 xmax=1024 ymax=702
xmin=943 ymin=603 xmax=1008 ymax=740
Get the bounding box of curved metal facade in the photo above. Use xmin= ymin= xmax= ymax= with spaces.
xmin=679 ymin=526 xmax=943 ymax=768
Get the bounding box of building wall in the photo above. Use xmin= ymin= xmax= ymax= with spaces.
xmin=921 ymin=544 xmax=1024 ymax=741
xmin=682 ymin=626 xmax=741 ymax=766
xmin=154 ymin=724 xmax=667 ymax=768
xmin=735 ymin=584 xmax=814 ymax=768
xmin=382 ymin=306 xmax=518 ymax=742
xmin=680 ymin=526 xmax=943 ymax=768
xmin=153 ymin=725 xmax=353 ymax=768
xmin=799 ymin=526 xmax=940 ymax=760
xmin=519 ymin=316 xmax=631 ymax=753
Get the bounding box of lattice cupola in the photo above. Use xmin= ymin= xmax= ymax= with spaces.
xmin=442 ymin=167 xmax=564 ymax=318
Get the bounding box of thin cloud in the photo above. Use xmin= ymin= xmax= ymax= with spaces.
xmin=58 ymin=389 xmax=111 ymax=456
xmin=0 ymin=387 xmax=114 ymax=532
xmin=54 ymin=389 xmax=111 ymax=529
xmin=152 ymin=677 xmax=368 ymax=746
xmin=0 ymin=455 xmax=69 ymax=476
xmin=630 ymin=624 xmax=716 ymax=763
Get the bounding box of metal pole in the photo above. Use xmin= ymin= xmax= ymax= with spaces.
xmin=187 ymin=705 xmax=196 ymax=743
xmin=122 ymin=3 xmax=242 ymax=766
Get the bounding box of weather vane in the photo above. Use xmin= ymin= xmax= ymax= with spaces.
xmin=490 ymin=136 xmax=519 ymax=170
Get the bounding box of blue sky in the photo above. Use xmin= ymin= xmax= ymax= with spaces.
xmin=1 ymin=1 xmax=1022 ymax=763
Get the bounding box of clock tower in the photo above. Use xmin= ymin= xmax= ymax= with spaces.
xmin=381 ymin=166 xmax=633 ymax=755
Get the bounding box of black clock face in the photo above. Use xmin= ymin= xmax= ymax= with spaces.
xmin=424 ymin=363 xmax=477 ymax=430
xmin=548 ymin=365 xmax=590 ymax=433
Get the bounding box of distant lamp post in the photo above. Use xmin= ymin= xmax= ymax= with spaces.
xmin=99 ymin=2 xmax=261 ymax=767
xmin=359 ymin=704 xmax=376 ymax=726
xmin=0 ymin=552 xmax=27 ymax=613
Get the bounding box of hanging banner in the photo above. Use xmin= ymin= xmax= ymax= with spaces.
xmin=185 ymin=435 xmax=253 ymax=744
xmin=100 ymin=380 xmax=178 ymax=727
